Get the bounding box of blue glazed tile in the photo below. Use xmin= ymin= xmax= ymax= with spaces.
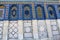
xmin=46 ymin=4 xmax=57 ymax=19
xmin=22 ymin=4 xmax=32 ymax=20
xmin=8 ymin=4 xmax=19 ymax=21
xmin=0 ymin=4 xmax=5 ymax=21
xmin=35 ymin=4 xmax=46 ymax=20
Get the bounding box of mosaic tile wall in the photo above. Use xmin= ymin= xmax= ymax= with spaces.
xmin=0 ymin=2 xmax=60 ymax=40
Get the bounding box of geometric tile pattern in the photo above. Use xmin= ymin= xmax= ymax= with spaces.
xmin=37 ymin=20 xmax=48 ymax=39
xmin=8 ymin=21 xmax=18 ymax=40
xmin=50 ymin=20 xmax=59 ymax=36
xmin=0 ymin=21 xmax=3 ymax=40
xmin=50 ymin=20 xmax=60 ymax=40
xmin=23 ymin=20 xmax=33 ymax=40
xmin=0 ymin=2 xmax=60 ymax=40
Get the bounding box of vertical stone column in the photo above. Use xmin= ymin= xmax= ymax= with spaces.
xmin=32 ymin=20 xmax=38 ymax=40
xmin=32 ymin=2 xmax=38 ymax=40
xmin=56 ymin=4 xmax=60 ymax=38
xmin=46 ymin=20 xmax=53 ymax=39
xmin=3 ymin=21 xmax=8 ymax=40
xmin=57 ymin=19 xmax=60 ymax=40
xmin=18 ymin=20 xmax=23 ymax=40
xmin=44 ymin=3 xmax=53 ymax=40
xmin=57 ymin=19 xmax=60 ymax=33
